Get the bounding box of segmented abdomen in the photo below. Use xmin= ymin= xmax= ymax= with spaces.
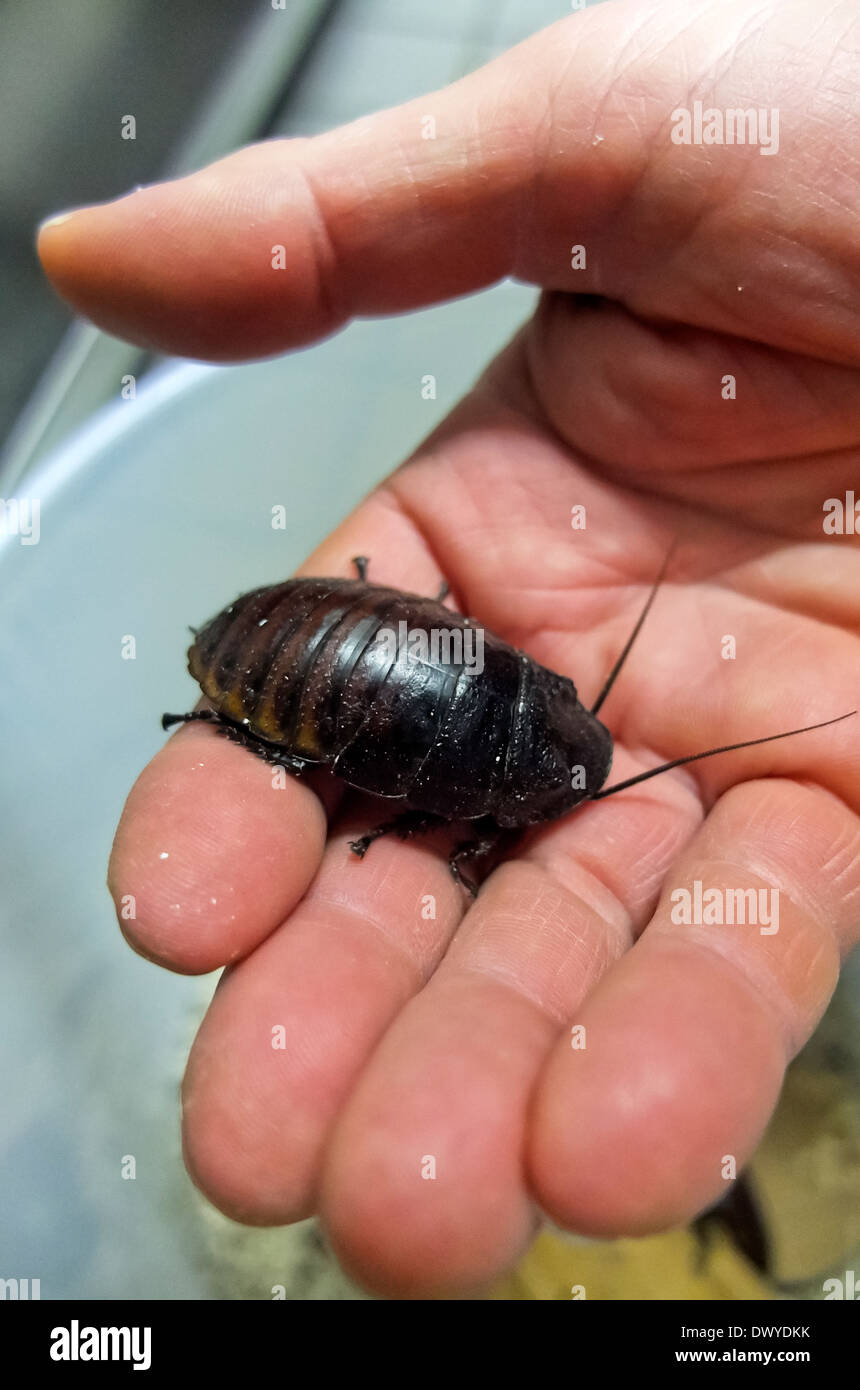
xmin=188 ymin=578 xmax=523 ymax=816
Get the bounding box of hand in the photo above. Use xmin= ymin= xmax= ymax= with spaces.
xmin=40 ymin=0 xmax=860 ymax=1296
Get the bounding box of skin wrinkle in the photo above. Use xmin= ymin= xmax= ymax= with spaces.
xmin=746 ymin=238 xmax=860 ymax=361
xmin=820 ymin=832 xmax=860 ymax=899
xmin=289 ymin=157 xmax=346 ymax=336
xmin=566 ymin=450 xmax=860 ymax=541
xmin=389 ymin=472 xmax=547 ymax=620
xmin=615 ymin=174 xmax=727 ymax=324
xmin=732 ymin=547 xmax=860 ymax=630
xmin=524 ymin=842 xmax=636 ymax=933
xmin=532 ymin=790 xmax=702 ymax=918
xmin=755 ymin=778 xmax=860 ymax=895
xmin=446 ymin=873 xmax=626 ymax=1023
xmin=664 ymin=834 xmax=844 ymax=934
xmin=183 ymin=1041 xmax=285 ymax=1149
xmin=505 ymin=60 xmax=550 ymax=281
xmin=700 ymin=2 xmax=781 ymax=91
xmin=811 ymin=2 xmax=860 ymax=94
xmin=598 ymin=814 xmax=700 ymax=916
xmin=307 ymin=883 xmax=456 ymax=980
xmin=456 ymin=949 xmax=600 ymax=1030
xmin=539 ymin=16 xmax=693 ymax=302
xmin=580 ymin=25 xmax=703 ymax=209
xmin=733 ymin=836 xmax=860 ymax=946
xmin=576 ymin=2 xmax=688 ymax=154
xmin=374 ymin=481 xmax=464 ymax=613
xmin=656 ymin=915 xmax=835 ymax=1058
xmin=763 ymin=338 xmax=843 ymax=419
xmin=756 ymin=226 xmax=859 ymax=326
xmin=392 ymin=402 xmax=682 ymax=636
xmin=666 ymin=32 xmax=801 ymax=256
xmin=536 ymin=298 xmax=860 ymax=468
xmin=550 ymin=569 xmax=857 ymax=758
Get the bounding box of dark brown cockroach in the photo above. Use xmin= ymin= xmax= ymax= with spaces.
xmin=163 ymin=556 xmax=853 ymax=894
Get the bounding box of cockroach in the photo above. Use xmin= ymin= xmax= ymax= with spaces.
xmin=163 ymin=555 xmax=853 ymax=894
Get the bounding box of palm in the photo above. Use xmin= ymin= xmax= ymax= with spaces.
xmin=370 ymin=308 xmax=857 ymax=833
xmin=40 ymin=0 xmax=860 ymax=1296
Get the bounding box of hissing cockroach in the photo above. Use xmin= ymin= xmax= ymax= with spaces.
xmin=163 ymin=555 xmax=854 ymax=894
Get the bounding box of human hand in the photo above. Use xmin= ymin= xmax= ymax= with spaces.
xmin=40 ymin=0 xmax=860 ymax=1296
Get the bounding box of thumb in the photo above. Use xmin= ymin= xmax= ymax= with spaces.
xmin=37 ymin=0 xmax=859 ymax=363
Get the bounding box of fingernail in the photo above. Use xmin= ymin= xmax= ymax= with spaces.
xmin=37 ymin=208 xmax=81 ymax=234
xmin=38 ymin=184 xmax=152 ymax=238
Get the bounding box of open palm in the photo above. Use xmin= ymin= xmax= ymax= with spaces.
xmin=40 ymin=0 xmax=860 ymax=1295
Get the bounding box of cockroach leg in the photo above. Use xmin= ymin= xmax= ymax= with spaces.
xmin=352 ymin=553 xmax=449 ymax=603
xmin=161 ymin=709 xmax=219 ymax=730
xmin=161 ymin=709 xmax=310 ymax=773
xmin=348 ymin=810 xmax=446 ymax=859
xmin=215 ymin=723 xmax=310 ymax=772
xmin=448 ymin=820 xmax=505 ymax=897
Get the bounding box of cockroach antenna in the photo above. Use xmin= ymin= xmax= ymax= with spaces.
xmin=590 ymin=541 xmax=677 ymax=717
xmin=591 ymin=710 xmax=856 ymax=801
xmin=166 ymin=550 xmax=854 ymax=894
xmin=588 ymin=545 xmax=855 ymax=801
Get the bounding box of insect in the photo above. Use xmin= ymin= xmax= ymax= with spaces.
xmin=163 ymin=555 xmax=853 ymax=894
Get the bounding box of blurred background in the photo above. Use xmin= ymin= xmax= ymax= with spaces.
xmin=1 ymin=0 xmax=581 ymax=477
xmin=1 ymin=0 xmax=858 ymax=1301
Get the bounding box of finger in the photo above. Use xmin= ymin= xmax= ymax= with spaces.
xmin=529 ymin=776 xmax=860 ymax=1236
xmin=108 ymin=718 xmax=328 ymax=974
xmin=108 ymin=490 xmax=449 ymax=974
xmin=583 ymin=568 xmax=860 ymax=813
xmin=37 ymin=0 xmax=860 ymax=363
xmin=176 ymin=493 xmax=458 ymax=1219
xmin=317 ymin=777 xmax=702 ymax=1297
xmin=527 ymin=292 xmax=860 ymax=479
xmin=180 ymin=809 xmax=465 ymax=1226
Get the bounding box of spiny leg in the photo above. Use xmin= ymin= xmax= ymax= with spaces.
xmin=161 ymin=709 xmax=309 ymax=772
xmin=162 ymin=709 xmax=219 ymax=731
xmin=448 ymin=820 xmax=506 ymax=898
xmin=349 ymin=809 xmax=445 ymax=859
xmin=352 ymin=553 xmax=450 ymax=602
xmin=251 ymin=746 xmax=310 ymax=774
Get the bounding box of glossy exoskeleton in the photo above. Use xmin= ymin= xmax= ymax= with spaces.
xmin=163 ymin=556 xmax=852 ymax=894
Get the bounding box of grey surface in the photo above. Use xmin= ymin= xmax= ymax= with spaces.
xmin=0 ymin=0 xmax=335 ymax=487
xmin=0 ymin=0 xmax=260 ymax=450
xmin=0 ymin=281 xmax=535 ymax=1299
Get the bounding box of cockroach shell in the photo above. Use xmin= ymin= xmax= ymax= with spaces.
xmin=186 ymin=577 xmax=614 ymax=826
